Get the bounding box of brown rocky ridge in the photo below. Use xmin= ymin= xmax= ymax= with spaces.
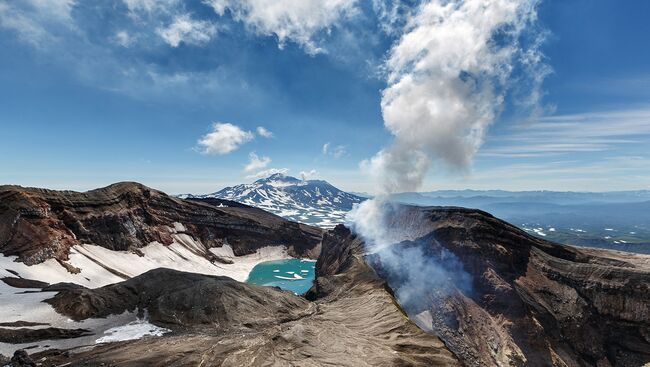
xmin=30 ymin=227 xmax=459 ymax=366
xmin=0 ymin=183 xmax=649 ymax=366
xmin=0 ymin=182 xmax=323 ymax=266
xmin=367 ymin=205 xmax=650 ymax=367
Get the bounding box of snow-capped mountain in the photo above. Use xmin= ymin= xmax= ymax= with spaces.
xmin=184 ymin=174 xmax=365 ymax=228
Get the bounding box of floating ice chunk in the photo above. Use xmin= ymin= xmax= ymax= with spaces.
xmin=274 ymin=275 xmax=298 ymax=281
xmin=273 ymin=269 xmax=280 ymax=273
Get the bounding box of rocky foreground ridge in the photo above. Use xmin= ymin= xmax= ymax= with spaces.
xmin=0 ymin=182 xmax=322 ymax=266
xmin=0 ymin=183 xmax=649 ymax=366
xmin=27 ymin=227 xmax=459 ymax=366
xmin=370 ymin=206 xmax=650 ymax=367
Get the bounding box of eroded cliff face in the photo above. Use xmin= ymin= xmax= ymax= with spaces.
xmin=369 ymin=206 xmax=650 ymax=367
xmin=3 ymin=183 xmax=649 ymax=366
xmin=0 ymin=182 xmax=322 ymax=266
xmin=31 ymin=226 xmax=459 ymax=367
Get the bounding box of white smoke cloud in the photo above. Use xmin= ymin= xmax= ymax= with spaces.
xmin=347 ymin=198 xmax=472 ymax=309
xmin=349 ymin=0 xmax=548 ymax=321
xmin=365 ymin=0 xmax=546 ymax=194
xmin=197 ymin=122 xmax=254 ymax=155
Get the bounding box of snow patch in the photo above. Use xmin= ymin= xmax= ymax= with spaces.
xmin=172 ymin=222 xmax=187 ymax=232
xmin=96 ymin=315 xmax=170 ymax=344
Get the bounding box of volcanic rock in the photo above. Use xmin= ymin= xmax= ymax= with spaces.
xmin=0 ymin=182 xmax=322 ymax=266
xmin=371 ymin=206 xmax=650 ymax=367
xmin=32 ymin=229 xmax=459 ymax=366
xmin=0 ymin=327 xmax=92 ymax=344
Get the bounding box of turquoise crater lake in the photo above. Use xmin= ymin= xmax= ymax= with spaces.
xmin=246 ymin=259 xmax=316 ymax=295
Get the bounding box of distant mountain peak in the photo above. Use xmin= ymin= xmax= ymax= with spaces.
xmin=257 ymin=172 xmax=289 ymax=182
xmin=254 ymin=173 xmax=303 ymax=187
xmin=187 ymin=174 xmax=365 ymax=228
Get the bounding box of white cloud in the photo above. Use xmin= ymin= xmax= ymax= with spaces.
xmin=300 ymin=169 xmax=318 ymax=180
xmin=322 ymin=142 xmax=346 ymax=158
xmin=113 ymin=30 xmax=134 ymax=47
xmin=455 ymin=156 xmax=650 ymax=191
xmin=244 ymin=152 xmax=271 ymax=172
xmin=371 ymin=0 xmax=412 ymax=35
xmin=322 ymin=142 xmax=330 ymax=155
xmin=366 ymin=0 xmax=546 ymax=193
xmin=481 ymin=108 xmax=650 ymax=156
xmin=246 ymin=167 xmax=289 ymax=179
xmin=27 ymin=0 xmax=75 ymax=21
xmin=203 ymin=0 xmax=358 ymax=54
xmin=0 ymin=0 xmax=76 ymax=46
xmin=123 ymin=0 xmax=179 ymax=14
xmin=157 ymin=14 xmax=216 ymax=47
xmin=197 ymin=122 xmax=254 ymax=155
xmin=256 ymin=126 xmax=273 ymax=138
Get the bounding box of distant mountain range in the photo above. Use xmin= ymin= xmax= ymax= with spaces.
xmin=385 ymin=190 xmax=650 ymax=254
xmin=179 ymin=173 xmax=365 ymax=228
xmin=180 ymin=176 xmax=650 ymax=253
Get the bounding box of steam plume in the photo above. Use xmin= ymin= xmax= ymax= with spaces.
xmin=365 ymin=0 xmax=546 ymax=193
xmin=349 ymin=0 xmax=547 ymax=316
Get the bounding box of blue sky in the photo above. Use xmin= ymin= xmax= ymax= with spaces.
xmin=1 ymin=0 xmax=649 ymax=194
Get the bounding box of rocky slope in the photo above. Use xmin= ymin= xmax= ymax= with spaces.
xmin=2 ymin=183 xmax=649 ymax=366
xmin=182 ymin=173 xmax=365 ymax=228
xmin=367 ymin=205 xmax=650 ymax=367
xmin=0 ymin=182 xmax=322 ymax=269
xmin=31 ymin=227 xmax=459 ymax=367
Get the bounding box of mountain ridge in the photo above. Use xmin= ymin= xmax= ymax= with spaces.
xmin=180 ymin=173 xmax=365 ymax=228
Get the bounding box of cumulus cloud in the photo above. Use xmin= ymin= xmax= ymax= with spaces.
xmin=203 ymin=0 xmax=358 ymax=54
xmin=157 ymin=14 xmax=216 ymax=47
xmin=244 ymin=151 xmax=271 ymax=172
xmin=256 ymin=126 xmax=273 ymax=138
xmin=246 ymin=167 xmax=289 ymax=179
xmin=322 ymin=142 xmax=346 ymax=158
xmin=300 ymin=169 xmax=318 ymax=180
xmin=365 ymin=0 xmax=547 ymax=193
xmin=197 ymin=122 xmax=254 ymax=155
